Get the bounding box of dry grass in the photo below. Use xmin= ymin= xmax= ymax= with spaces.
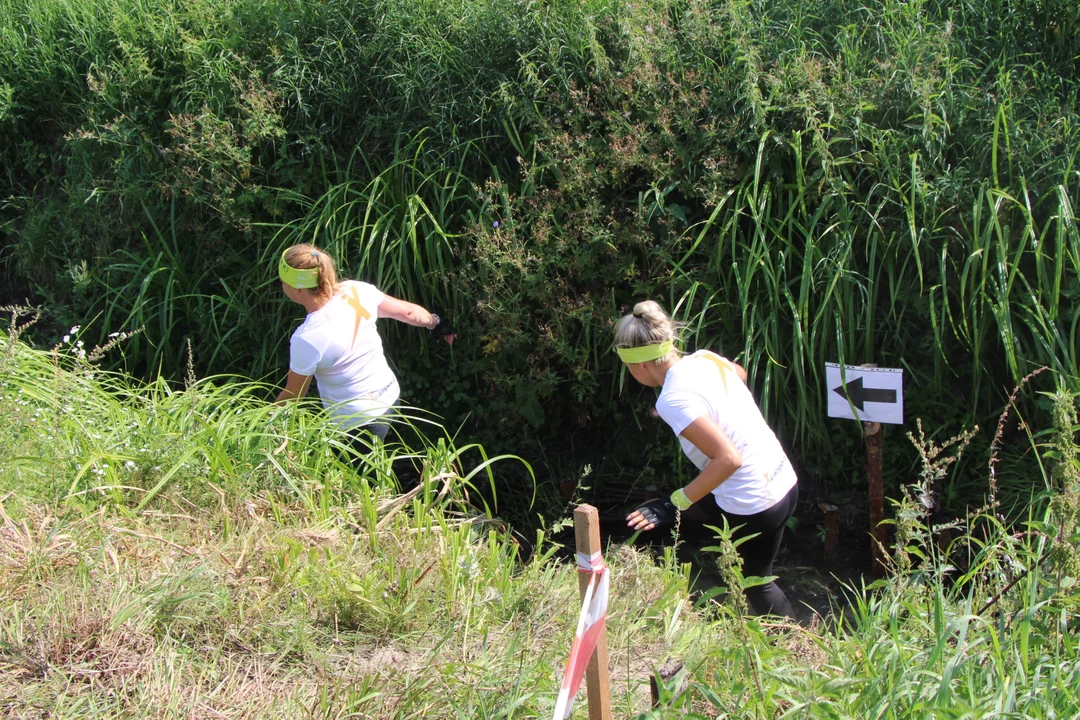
xmin=0 ymin=493 xmax=703 ymax=719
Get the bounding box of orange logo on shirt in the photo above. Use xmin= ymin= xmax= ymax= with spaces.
xmin=345 ymin=286 xmax=371 ymax=345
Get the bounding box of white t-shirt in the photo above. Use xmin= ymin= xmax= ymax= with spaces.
xmin=655 ymin=350 xmax=797 ymax=515
xmin=289 ymin=280 xmax=400 ymax=430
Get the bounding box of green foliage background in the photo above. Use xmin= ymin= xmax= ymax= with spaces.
xmin=2 ymin=0 xmax=1079 ymax=506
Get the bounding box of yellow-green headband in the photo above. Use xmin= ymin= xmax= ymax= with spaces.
xmin=616 ymin=341 xmax=674 ymax=364
xmin=278 ymin=249 xmax=319 ymax=289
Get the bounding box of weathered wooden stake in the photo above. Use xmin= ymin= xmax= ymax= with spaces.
xmin=649 ymin=660 xmax=689 ymax=707
xmin=818 ymin=502 xmax=840 ymax=567
xmin=857 ymin=363 xmax=889 ymax=579
xmin=573 ymin=504 xmax=613 ymax=720
xmin=865 ymin=421 xmax=888 ymax=578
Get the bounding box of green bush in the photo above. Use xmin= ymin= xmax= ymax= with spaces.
xmin=2 ymin=0 xmax=1079 ymax=509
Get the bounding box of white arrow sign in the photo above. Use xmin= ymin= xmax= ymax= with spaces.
xmin=826 ymin=363 xmax=904 ymax=424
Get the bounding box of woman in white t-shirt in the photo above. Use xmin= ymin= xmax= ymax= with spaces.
xmin=275 ymin=243 xmax=455 ymax=445
xmin=619 ymin=300 xmax=798 ymax=617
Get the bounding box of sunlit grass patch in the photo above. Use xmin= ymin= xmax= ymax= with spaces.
xmin=2 ymin=324 xmax=1079 ymax=718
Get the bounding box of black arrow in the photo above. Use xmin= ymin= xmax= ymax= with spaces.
xmin=832 ymin=376 xmax=897 ymax=411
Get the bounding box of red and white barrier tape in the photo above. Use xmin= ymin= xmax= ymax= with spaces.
xmin=552 ymin=552 xmax=609 ymax=719
xmin=576 ymin=550 xmax=604 ymax=572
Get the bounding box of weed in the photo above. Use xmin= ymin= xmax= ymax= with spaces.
xmin=1047 ymin=386 xmax=1080 ymax=579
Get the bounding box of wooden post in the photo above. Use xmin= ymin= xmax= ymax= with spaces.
xmin=865 ymin=421 xmax=888 ymax=578
xmin=818 ymin=503 xmax=840 ymax=567
xmin=649 ymin=661 xmax=689 ymax=707
xmin=573 ymin=505 xmax=613 ymax=720
xmin=857 ymin=363 xmax=888 ymax=579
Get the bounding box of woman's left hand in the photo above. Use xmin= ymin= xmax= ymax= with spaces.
xmin=626 ymin=498 xmax=676 ymax=531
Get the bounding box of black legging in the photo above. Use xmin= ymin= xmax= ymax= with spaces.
xmin=345 ymin=409 xmax=395 ymax=469
xmin=685 ymin=482 xmax=799 ymax=617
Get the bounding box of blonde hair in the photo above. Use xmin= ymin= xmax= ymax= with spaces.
xmin=613 ymin=300 xmax=682 ymax=363
xmin=283 ymin=243 xmax=338 ymax=299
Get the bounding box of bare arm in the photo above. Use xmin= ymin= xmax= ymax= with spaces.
xmin=377 ymin=295 xmax=438 ymax=329
xmin=678 ymin=416 xmax=744 ymax=503
xmin=626 ymin=416 xmax=743 ymax=531
xmin=276 ymin=370 xmax=312 ymax=404
xmin=731 ymin=362 xmax=747 ymax=383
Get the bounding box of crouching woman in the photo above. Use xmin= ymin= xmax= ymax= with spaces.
xmin=619 ymin=300 xmax=798 ymax=617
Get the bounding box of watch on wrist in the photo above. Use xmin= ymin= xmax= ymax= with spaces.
xmin=429 ymin=313 xmax=440 ymax=329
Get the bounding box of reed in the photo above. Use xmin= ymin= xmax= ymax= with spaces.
xmin=1 ymin=0 xmax=1078 ymax=502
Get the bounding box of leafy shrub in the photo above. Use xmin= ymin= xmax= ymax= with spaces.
xmin=1 ymin=0 xmax=1079 ymax=510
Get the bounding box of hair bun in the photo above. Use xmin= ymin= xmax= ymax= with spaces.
xmin=613 ymin=299 xmax=679 ymax=357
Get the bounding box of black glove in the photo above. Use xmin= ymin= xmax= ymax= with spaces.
xmin=630 ymin=498 xmax=677 ymax=531
xmin=429 ymin=314 xmax=456 ymax=345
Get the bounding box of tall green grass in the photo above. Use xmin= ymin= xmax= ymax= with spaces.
xmin=0 ymin=319 xmax=524 ymax=516
xmin=1 ymin=0 xmax=1079 ymax=504
xmin=2 ymin=327 xmax=1078 ymax=717
xmin=668 ymin=168 xmax=1080 ymax=448
xmin=263 ymin=134 xmax=478 ymax=324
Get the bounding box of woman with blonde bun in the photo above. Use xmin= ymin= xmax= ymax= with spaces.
xmin=275 ymin=243 xmax=456 ymax=443
xmin=618 ymin=300 xmax=798 ymax=617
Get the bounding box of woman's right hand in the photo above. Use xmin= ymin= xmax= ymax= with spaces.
xmin=275 ymin=370 xmax=312 ymax=404
xmin=430 ymin=316 xmax=456 ymax=345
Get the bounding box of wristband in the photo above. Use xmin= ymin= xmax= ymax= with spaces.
xmin=429 ymin=313 xmax=440 ymax=330
xmin=670 ymin=487 xmax=692 ymax=511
